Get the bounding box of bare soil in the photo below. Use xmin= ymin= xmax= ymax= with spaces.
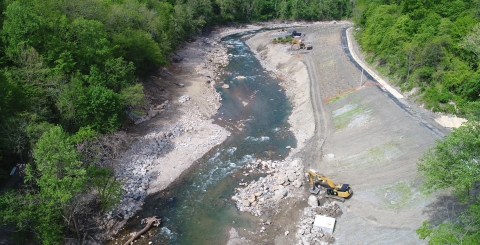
xmin=242 ymin=22 xmax=455 ymax=244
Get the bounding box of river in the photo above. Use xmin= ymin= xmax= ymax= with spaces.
xmin=122 ymin=30 xmax=296 ymax=245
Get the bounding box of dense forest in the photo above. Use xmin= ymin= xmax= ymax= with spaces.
xmin=356 ymin=0 xmax=480 ymax=244
xmin=355 ymin=0 xmax=480 ymax=115
xmin=0 ymin=0 xmax=354 ymax=180
xmin=0 ymin=0 xmax=352 ymax=244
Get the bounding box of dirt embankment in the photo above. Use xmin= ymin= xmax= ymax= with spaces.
xmin=232 ymin=21 xmax=454 ymax=245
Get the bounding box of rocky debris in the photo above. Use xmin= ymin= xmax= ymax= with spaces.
xmin=295 ymin=202 xmax=343 ymax=245
xmin=133 ymin=100 xmax=170 ymax=125
xmin=96 ymin=125 xmax=181 ymax=236
xmin=178 ymin=95 xmax=191 ymax=103
xmin=232 ymin=158 xmax=305 ymax=217
xmin=226 ymin=227 xmax=254 ymax=245
xmin=98 ymin=109 xmax=229 ymax=240
xmin=177 ymin=36 xmax=230 ymax=85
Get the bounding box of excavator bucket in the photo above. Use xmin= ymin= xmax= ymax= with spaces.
xmin=309 ymin=186 xmax=320 ymax=194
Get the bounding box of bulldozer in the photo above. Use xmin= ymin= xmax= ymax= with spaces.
xmin=306 ymin=169 xmax=352 ymax=201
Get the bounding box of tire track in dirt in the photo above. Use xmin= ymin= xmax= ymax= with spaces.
xmin=301 ymin=53 xmax=328 ymax=168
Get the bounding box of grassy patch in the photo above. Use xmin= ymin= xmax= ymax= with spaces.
xmin=332 ymin=104 xmax=367 ymax=130
xmin=376 ymin=181 xmax=427 ymax=210
xmin=336 ymin=141 xmax=400 ymax=170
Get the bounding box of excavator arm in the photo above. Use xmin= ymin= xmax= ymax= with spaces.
xmin=307 ymin=169 xmax=335 ymax=188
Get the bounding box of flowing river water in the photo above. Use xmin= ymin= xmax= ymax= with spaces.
xmin=122 ymin=31 xmax=296 ymax=245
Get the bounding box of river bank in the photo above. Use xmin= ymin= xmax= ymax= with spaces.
xmin=226 ymin=21 xmax=351 ymax=245
xmin=98 ymin=22 xmax=317 ymax=243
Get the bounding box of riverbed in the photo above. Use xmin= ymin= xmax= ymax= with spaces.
xmin=116 ymin=30 xmax=297 ymax=245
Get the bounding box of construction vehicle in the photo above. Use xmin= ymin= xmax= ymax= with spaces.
xmin=291 ymin=30 xmax=302 ymax=37
xmin=306 ymin=42 xmax=313 ymax=50
xmin=291 ymin=38 xmax=305 ymax=50
xmin=306 ymin=169 xmax=352 ymax=201
xmin=299 ymin=42 xmax=306 ymax=49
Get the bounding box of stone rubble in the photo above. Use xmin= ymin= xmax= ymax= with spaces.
xmin=232 ymin=158 xmax=305 ymax=217
xmin=178 ymin=95 xmax=191 ymax=103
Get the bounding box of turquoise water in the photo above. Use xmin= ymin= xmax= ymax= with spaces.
xmin=130 ymin=31 xmax=296 ymax=245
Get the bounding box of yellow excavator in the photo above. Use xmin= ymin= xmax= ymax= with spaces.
xmin=291 ymin=38 xmax=304 ymax=50
xmin=306 ymin=169 xmax=353 ymax=201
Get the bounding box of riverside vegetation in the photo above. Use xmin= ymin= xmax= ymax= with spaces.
xmin=0 ymin=0 xmax=479 ymax=244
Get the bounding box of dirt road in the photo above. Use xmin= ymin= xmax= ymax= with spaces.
xmin=245 ymin=22 xmax=454 ymax=244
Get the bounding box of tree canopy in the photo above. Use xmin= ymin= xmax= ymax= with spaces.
xmin=355 ymin=0 xmax=480 ymax=114
xmin=417 ymin=120 xmax=480 ymax=243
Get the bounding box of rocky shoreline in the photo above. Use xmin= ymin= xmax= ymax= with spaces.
xmin=97 ymin=31 xmax=233 ymax=241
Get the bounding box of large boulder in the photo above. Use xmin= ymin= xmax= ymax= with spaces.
xmin=308 ymin=195 xmax=318 ymax=207
xmin=276 ymin=174 xmax=288 ymax=185
xmin=287 ymin=170 xmax=297 ymax=182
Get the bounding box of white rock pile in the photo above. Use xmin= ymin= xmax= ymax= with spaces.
xmin=232 ymin=158 xmax=305 ymax=217
xmin=178 ymin=95 xmax=190 ymax=103
xmin=104 ymin=125 xmax=180 ymax=222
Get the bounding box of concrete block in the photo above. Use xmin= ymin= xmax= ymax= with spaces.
xmin=313 ymin=215 xmax=336 ymax=234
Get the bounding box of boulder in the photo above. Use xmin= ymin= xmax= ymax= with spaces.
xmin=293 ymin=179 xmax=303 ymax=188
xmin=308 ymin=195 xmax=318 ymax=207
xmin=287 ymin=170 xmax=297 ymax=182
xmin=276 ymin=174 xmax=288 ymax=185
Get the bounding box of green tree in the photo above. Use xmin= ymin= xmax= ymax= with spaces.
xmin=87 ymin=57 xmax=136 ymax=92
xmin=78 ymin=86 xmax=123 ymax=133
xmin=113 ymin=29 xmax=166 ymax=76
xmin=417 ymin=203 xmax=480 ymax=244
xmin=0 ymin=126 xmax=88 ymax=244
xmin=460 ymin=22 xmax=480 ymax=59
xmin=88 ymin=166 xmax=122 ymax=211
xmin=2 ymin=1 xmax=44 ymax=56
xmin=119 ymin=83 xmax=146 ymax=113
xmin=417 ymin=119 xmax=480 ymax=244
xmin=67 ymin=17 xmax=112 ymax=73
xmin=418 ymin=120 xmax=480 ymax=200
xmin=28 ymin=126 xmax=87 ymax=209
